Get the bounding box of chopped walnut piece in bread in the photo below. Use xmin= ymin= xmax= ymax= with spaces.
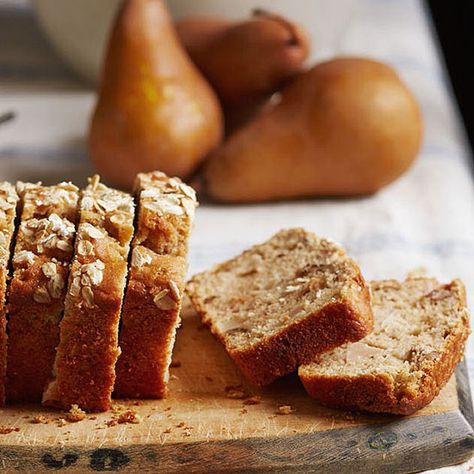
xmin=6 ymin=182 xmax=78 ymax=402
xmin=115 ymin=172 xmax=197 ymax=399
xmin=186 ymin=228 xmax=373 ymax=386
xmin=299 ymin=277 xmax=470 ymax=415
xmin=43 ymin=176 xmax=134 ymax=412
xmin=0 ymin=182 xmax=19 ymax=405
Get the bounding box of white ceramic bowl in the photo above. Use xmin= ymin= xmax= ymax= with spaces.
xmin=33 ymin=0 xmax=354 ymax=84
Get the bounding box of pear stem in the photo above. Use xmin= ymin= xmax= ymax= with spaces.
xmin=252 ymin=8 xmax=302 ymax=46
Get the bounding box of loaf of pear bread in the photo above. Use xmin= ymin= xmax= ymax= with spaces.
xmin=115 ymin=171 xmax=197 ymax=398
xmin=43 ymin=176 xmax=135 ymax=412
xmin=0 ymin=183 xmax=19 ymax=405
xmin=6 ymin=182 xmax=79 ymax=401
xmin=186 ymin=228 xmax=373 ymax=386
xmin=299 ymin=276 xmax=470 ymax=415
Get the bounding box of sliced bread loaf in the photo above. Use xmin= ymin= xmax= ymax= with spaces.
xmin=114 ymin=171 xmax=197 ymax=398
xmin=186 ymin=228 xmax=373 ymax=386
xmin=0 ymin=183 xmax=19 ymax=405
xmin=43 ymin=176 xmax=135 ymax=412
xmin=7 ymin=182 xmax=79 ymax=401
xmin=299 ymin=276 xmax=470 ymax=415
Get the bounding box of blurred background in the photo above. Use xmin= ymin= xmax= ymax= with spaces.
xmin=0 ymin=1 xmax=473 ymax=283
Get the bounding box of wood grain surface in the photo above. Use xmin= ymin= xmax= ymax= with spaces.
xmin=0 ymin=301 xmax=472 ymax=473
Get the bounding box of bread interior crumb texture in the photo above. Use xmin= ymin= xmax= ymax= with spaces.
xmin=194 ymin=228 xmax=364 ymax=350
xmin=303 ymin=278 xmax=468 ymax=395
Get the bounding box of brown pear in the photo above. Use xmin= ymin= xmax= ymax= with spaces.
xmin=205 ymin=57 xmax=423 ymax=202
xmin=89 ymin=0 xmax=223 ymax=189
xmin=175 ymin=10 xmax=310 ymax=104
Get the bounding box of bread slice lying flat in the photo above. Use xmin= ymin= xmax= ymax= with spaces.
xmin=299 ymin=277 xmax=470 ymax=415
xmin=186 ymin=228 xmax=373 ymax=386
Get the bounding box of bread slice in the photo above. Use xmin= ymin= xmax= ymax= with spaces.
xmin=114 ymin=172 xmax=197 ymax=398
xmin=299 ymin=277 xmax=470 ymax=415
xmin=0 ymin=183 xmax=19 ymax=405
xmin=186 ymin=228 xmax=373 ymax=386
xmin=6 ymin=182 xmax=79 ymax=402
xmin=43 ymin=176 xmax=135 ymax=412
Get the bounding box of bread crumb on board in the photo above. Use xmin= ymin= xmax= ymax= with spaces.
xmin=243 ymin=395 xmax=262 ymax=405
xmin=66 ymin=404 xmax=86 ymax=422
xmin=276 ymin=405 xmax=296 ymax=415
xmin=225 ymin=385 xmax=248 ymax=399
xmin=0 ymin=426 xmax=20 ymax=434
xmin=30 ymin=415 xmax=48 ymax=424
xmin=106 ymin=409 xmax=142 ymax=427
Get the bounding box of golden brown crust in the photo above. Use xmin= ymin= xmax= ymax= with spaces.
xmin=0 ymin=183 xmax=19 ymax=405
xmin=195 ymin=296 xmax=372 ymax=386
xmin=114 ymin=253 xmax=187 ymax=398
xmin=299 ymin=279 xmax=470 ymax=415
xmin=115 ymin=172 xmax=197 ymax=399
xmin=43 ymin=177 xmax=134 ymax=412
xmin=6 ymin=182 xmax=78 ymax=402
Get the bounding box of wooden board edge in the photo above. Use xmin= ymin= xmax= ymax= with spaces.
xmin=0 ymin=362 xmax=472 ymax=473
xmin=456 ymin=358 xmax=474 ymax=428
xmin=0 ymin=411 xmax=473 ymax=473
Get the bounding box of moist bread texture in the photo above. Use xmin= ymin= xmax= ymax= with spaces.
xmin=6 ymin=182 xmax=79 ymax=402
xmin=299 ymin=277 xmax=470 ymax=415
xmin=186 ymin=228 xmax=373 ymax=386
xmin=115 ymin=172 xmax=197 ymax=398
xmin=0 ymin=183 xmax=19 ymax=405
xmin=43 ymin=176 xmax=135 ymax=412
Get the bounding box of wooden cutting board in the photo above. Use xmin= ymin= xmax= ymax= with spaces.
xmin=0 ymin=302 xmax=473 ymax=473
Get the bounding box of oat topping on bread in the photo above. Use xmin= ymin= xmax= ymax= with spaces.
xmin=6 ymin=182 xmax=79 ymax=402
xmin=299 ymin=276 xmax=470 ymax=415
xmin=186 ymin=228 xmax=373 ymax=386
xmin=43 ymin=176 xmax=134 ymax=412
xmin=132 ymin=171 xmax=197 ymax=257
xmin=114 ymin=172 xmax=197 ymax=399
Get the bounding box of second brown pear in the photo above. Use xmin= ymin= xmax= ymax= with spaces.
xmin=89 ymin=0 xmax=223 ymax=189
xmin=205 ymin=58 xmax=423 ymax=202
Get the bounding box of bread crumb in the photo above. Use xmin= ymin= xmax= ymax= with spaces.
xmin=170 ymin=374 xmax=179 ymax=381
xmin=276 ymin=405 xmax=295 ymax=415
xmin=57 ymin=418 xmax=67 ymax=427
xmin=117 ymin=409 xmax=141 ymax=424
xmin=243 ymin=395 xmax=261 ymax=405
xmin=30 ymin=415 xmax=48 ymax=424
xmin=225 ymin=385 xmax=248 ymax=399
xmin=170 ymin=359 xmax=181 ymax=368
xmin=0 ymin=426 xmax=19 ymax=434
xmin=66 ymin=404 xmax=86 ymax=422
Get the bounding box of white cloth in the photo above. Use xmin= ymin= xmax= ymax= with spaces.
xmin=0 ymin=0 xmax=473 ymax=471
